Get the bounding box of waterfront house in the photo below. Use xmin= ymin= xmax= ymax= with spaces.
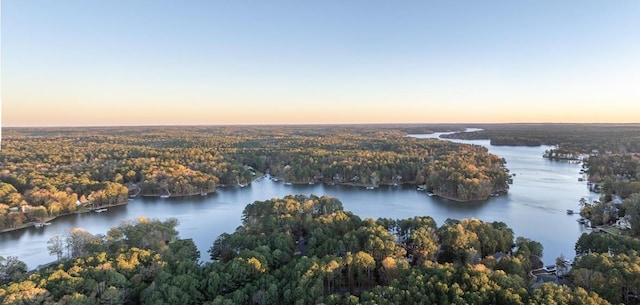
xmin=615 ymin=215 xmax=632 ymax=230
xmin=492 ymin=251 xmax=506 ymax=263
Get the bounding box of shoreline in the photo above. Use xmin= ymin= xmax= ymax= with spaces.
xmin=138 ymin=189 xmax=216 ymax=198
xmin=274 ymin=178 xmax=409 ymax=188
xmin=274 ymin=178 xmax=502 ymax=202
xmin=2 ymin=177 xmax=502 ymax=235
xmin=432 ymin=191 xmax=485 ymax=202
xmin=2 ymin=189 xmax=219 ymax=235
xmin=0 ymin=200 xmax=129 ymax=235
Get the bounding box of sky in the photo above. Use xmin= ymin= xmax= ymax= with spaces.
xmin=2 ymin=0 xmax=640 ymax=126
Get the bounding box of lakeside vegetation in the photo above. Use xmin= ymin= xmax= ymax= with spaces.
xmin=0 ymin=125 xmax=510 ymax=231
xmin=0 ymin=195 xmax=613 ymax=305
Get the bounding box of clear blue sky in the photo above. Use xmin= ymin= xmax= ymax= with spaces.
xmin=2 ymin=0 xmax=639 ymax=126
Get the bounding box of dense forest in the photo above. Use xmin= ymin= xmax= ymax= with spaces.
xmin=0 ymin=195 xmax=618 ymax=304
xmin=0 ymin=125 xmax=510 ymax=231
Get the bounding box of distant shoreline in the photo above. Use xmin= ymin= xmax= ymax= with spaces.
xmin=138 ymin=189 xmax=216 ymax=198
xmin=432 ymin=191 xmax=489 ymax=202
xmin=274 ymin=178 xmax=504 ymax=202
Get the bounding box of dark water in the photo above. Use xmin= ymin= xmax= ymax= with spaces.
xmin=0 ymin=131 xmax=594 ymax=268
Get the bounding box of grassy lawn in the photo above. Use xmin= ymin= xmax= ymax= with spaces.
xmin=602 ymin=226 xmax=621 ymax=235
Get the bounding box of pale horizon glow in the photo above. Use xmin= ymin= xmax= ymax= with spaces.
xmin=2 ymin=1 xmax=640 ymax=127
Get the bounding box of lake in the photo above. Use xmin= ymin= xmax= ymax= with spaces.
xmin=0 ymin=130 xmax=595 ymax=269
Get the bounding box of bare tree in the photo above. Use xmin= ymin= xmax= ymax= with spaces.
xmin=47 ymin=234 xmax=65 ymax=261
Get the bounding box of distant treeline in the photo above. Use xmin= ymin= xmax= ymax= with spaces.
xmin=441 ymin=124 xmax=640 ymax=154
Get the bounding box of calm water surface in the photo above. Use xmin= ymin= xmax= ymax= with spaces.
xmin=1 ymin=131 xmax=594 ymax=268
